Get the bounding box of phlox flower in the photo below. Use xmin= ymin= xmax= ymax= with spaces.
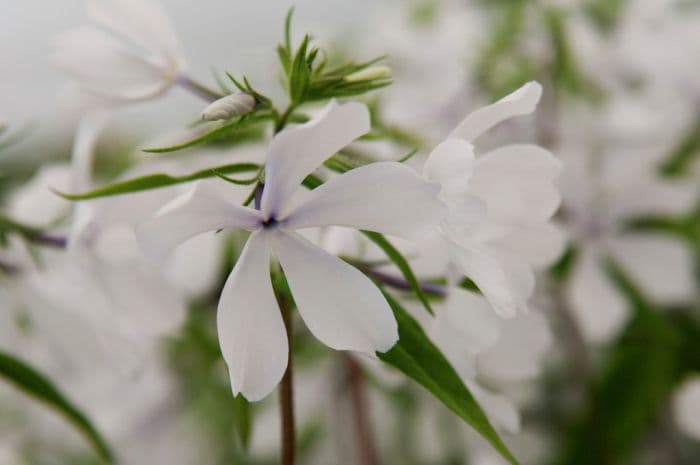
xmin=52 ymin=0 xmax=186 ymax=102
xmin=558 ymin=102 xmax=699 ymax=343
xmin=138 ymin=100 xmax=446 ymax=400
xmin=421 ymin=81 xmax=564 ymax=318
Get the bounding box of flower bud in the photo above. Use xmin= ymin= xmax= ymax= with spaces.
xmin=201 ymin=93 xmax=256 ymax=121
xmin=343 ymin=65 xmax=392 ymax=83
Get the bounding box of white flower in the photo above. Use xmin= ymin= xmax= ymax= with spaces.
xmin=423 ymin=81 xmax=564 ymax=317
xmin=60 ymin=114 xmax=187 ymax=353
xmin=52 ymin=0 xmax=185 ymax=102
xmin=7 ymin=164 xmax=72 ymax=227
xmin=137 ymin=100 xmax=446 ymax=400
xmin=559 ymin=100 xmax=699 ymax=343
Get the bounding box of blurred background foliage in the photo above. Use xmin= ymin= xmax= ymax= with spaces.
xmin=1 ymin=0 xmax=700 ymax=464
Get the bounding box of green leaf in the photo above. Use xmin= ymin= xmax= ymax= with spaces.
xmin=398 ymin=147 xmax=419 ymax=163
xmin=55 ymin=162 xmax=260 ymax=201
xmin=362 ymin=231 xmax=434 ymax=315
xmin=302 ymin=173 xmax=324 ymax=190
xmin=553 ymin=310 xmax=683 ymax=465
xmin=377 ymin=294 xmax=519 ymax=465
xmin=284 ymin=7 xmax=294 ymax=58
xmin=584 ymin=0 xmax=628 ymax=32
xmin=289 ymin=35 xmax=311 ymax=102
xmin=143 ymin=112 xmax=272 ymax=153
xmin=0 ymin=212 xmax=41 ymax=237
xmin=0 ymin=351 xmax=114 ymax=463
xmin=232 ymin=394 xmax=251 ymax=449
xmin=213 ymin=169 xmax=259 ymax=186
xmin=660 ymin=114 xmax=700 ymax=177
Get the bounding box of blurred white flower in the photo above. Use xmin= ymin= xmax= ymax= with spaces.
xmin=423 ymin=81 xmax=564 ymax=318
xmin=615 ymin=0 xmax=700 ymax=103
xmin=52 ymin=0 xmax=186 ymax=102
xmin=363 ymin=0 xmax=485 ymax=135
xmin=138 ymin=100 xmax=445 ymax=401
xmin=672 ymin=376 xmax=700 ymax=442
xmin=559 ymin=100 xmax=699 ymax=343
xmin=430 ymin=288 xmax=552 ymax=434
xmin=7 ymin=164 xmax=71 ymax=228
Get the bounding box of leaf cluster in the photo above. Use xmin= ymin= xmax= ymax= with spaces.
xmin=277 ymin=9 xmax=391 ymax=105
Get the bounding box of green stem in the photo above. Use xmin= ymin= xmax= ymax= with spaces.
xmin=176 ymin=74 xmax=225 ymax=102
xmin=279 ymin=295 xmax=296 ymax=465
xmin=275 ymin=104 xmax=297 ymax=133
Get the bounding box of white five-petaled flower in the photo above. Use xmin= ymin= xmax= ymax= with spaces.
xmin=52 ymin=0 xmax=186 ymax=102
xmin=421 ymin=82 xmax=564 ymax=318
xmin=138 ymin=100 xmax=446 ymax=401
xmin=558 ymin=100 xmax=699 ymax=343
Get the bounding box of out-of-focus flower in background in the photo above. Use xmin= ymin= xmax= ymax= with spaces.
xmin=52 ymin=0 xmax=186 ymax=103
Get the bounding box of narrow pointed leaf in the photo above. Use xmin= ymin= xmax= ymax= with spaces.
xmin=0 ymin=351 xmax=114 ymax=463
xmin=143 ymin=112 xmax=272 ymax=153
xmin=232 ymin=394 xmax=252 ymax=449
xmin=55 ymin=162 xmax=260 ymax=201
xmin=377 ymin=294 xmax=519 ymax=465
xmin=362 ymin=231 xmax=434 ymax=315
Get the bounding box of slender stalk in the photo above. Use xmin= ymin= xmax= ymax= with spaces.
xmin=550 ymin=286 xmax=590 ymax=387
xmin=345 ymin=355 xmax=378 ymax=465
xmin=359 ymin=266 xmax=446 ymax=297
xmin=0 ymin=259 xmax=20 ymax=275
xmin=275 ymin=104 xmax=297 ymax=133
xmin=175 ymin=74 xmax=225 ymax=102
xmin=26 ymin=232 xmax=67 ymax=249
xmin=279 ymin=295 xmax=296 ymax=465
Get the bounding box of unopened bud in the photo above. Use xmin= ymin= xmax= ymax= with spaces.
xmin=201 ymin=93 xmax=256 ymax=121
xmin=344 ymin=65 xmax=392 ymax=83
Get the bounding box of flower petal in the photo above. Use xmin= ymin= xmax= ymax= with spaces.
xmin=449 ymin=239 xmax=534 ymax=318
xmin=431 ymin=289 xmax=501 ymax=382
xmin=449 ymin=81 xmax=542 ymax=141
xmin=282 ymin=162 xmax=445 ymax=240
xmin=217 ymin=231 xmax=287 ymax=401
xmin=70 ymin=112 xmax=109 ymax=193
xmin=137 ymin=182 xmax=262 ymax=263
xmin=89 ymin=259 xmax=187 ymax=337
xmin=469 ymin=146 xmax=562 ymax=226
xmin=423 ymin=138 xmax=476 ymax=194
xmin=489 ymin=223 xmax=567 ymax=268
xmin=475 ymin=144 xmax=562 ymax=179
xmin=609 ymin=233 xmax=696 ymax=303
xmin=672 ymin=377 xmax=700 ymax=441
xmin=260 ymin=100 xmax=370 ymax=218
xmin=433 ymin=289 xmax=502 ymax=356
xmin=467 ymin=382 xmax=521 ymax=434
xmin=567 ymin=246 xmax=629 ymax=344
xmin=272 ymin=231 xmax=398 ymax=354
xmin=52 ymin=27 xmax=169 ymax=101
xmin=477 ymin=310 xmax=552 ymax=382
xmin=87 ymin=0 xmax=184 ymax=67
